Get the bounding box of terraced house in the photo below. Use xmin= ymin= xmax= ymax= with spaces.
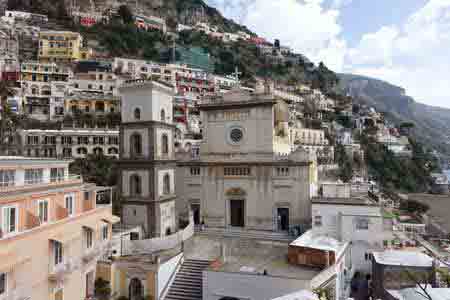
xmin=0 ymin=157 xmax=119 ymax=300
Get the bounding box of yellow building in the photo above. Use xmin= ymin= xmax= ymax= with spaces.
xmin=0 ymin=157 xmax=119 ymax=300
xmin=38 ymin=31 xmax=92 ymax=63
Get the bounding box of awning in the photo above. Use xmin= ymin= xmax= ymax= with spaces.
xmin=0 ymin=252 xmax=29 ymax=272
xmin=82 ymin=218 xmax=100 ymax=231
xmin=101 ymin=215 xmax=120 ymax=224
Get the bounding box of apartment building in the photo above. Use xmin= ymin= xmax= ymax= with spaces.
xmin=38 ymin=31 xmax=92 ymax=63
xmin=134 ymin=15 xmax=167 ymax=33
xmin=19 ymin=129 xmax=120 ymax=159
xmin=0 ymin=157 xmax=119 ymax=300
xmin=70 ymin=70 xmax=121 ymax=96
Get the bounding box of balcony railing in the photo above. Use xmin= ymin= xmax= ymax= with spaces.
xmin=0 ymin=175 xmax=82 ymax=193
xmin=82 ymin=240 xmax=112 ymax=264
xmin=48 ymin=260 xmax=73 ymax=282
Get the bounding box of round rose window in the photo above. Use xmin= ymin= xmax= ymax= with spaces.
xmin=230 ymin=128 xmax=243 ymax=143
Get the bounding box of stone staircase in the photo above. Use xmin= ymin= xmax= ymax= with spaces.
xmin=195 ymin=227 xmax=295 ymax=242
xmin=164 ymin=259 xmax=211 ymax=300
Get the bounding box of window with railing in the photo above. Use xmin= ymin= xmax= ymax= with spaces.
xmin=224 ymin=167 xmax=251 ymax=176
xmin=314 ymin=215 xmax=323 ymax=227
xmin=84 ymin=228 xmax=93 ymax=249
xmin=25 ymin=169 xmax=43 ymax=185
xmin=65 ymin=194 xmax=74 ymax=217
xmin=0 ymin=170 xmax=15 ymax=187
xmin=2 ymin=205 xmax=18 ymax=235
xmin=27 ymin=135 xmax=39 ymax=145
xmin=53 ymin=240 xmax=63 ymax=266
xmin=38 ymin=200 xmax=49 ymax=224
xmin=50 ymin=168 xmax=65 ymax=182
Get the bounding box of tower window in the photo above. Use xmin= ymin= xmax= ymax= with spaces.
xmin=130 ymin=174 xmax=142 ymax=196
xmin=130 ymin=133 xmax=142 ymax=157
xmin=160 ymin=109 xmax=165 ymax=122
xmin=163 ymin=174 xmax=170 ymax=195
xmin=134 ymin=108 xmax=141 ymax=120
xmin=162 ymin=134 xmax=169 ymax=155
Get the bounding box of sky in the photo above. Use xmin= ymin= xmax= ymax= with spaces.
xmin=205 ymin=0 xmax=450 ymax=108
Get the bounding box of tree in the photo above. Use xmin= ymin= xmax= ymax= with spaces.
xmin=118 ymin=5 xmax=133 ymax=24
xmin=400 ymin=199 xmax=430 ymax=214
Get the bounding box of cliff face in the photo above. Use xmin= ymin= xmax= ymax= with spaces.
xmin=339 ymin=73 xmax=450 ymax=157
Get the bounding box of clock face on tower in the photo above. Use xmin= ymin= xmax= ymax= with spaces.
xmin=227 ymin=126 xmax=244 ymax=145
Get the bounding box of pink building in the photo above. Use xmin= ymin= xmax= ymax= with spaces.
xmin=0 ymin=157 xmax=119 ymax=300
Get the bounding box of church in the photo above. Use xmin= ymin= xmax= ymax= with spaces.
xmin=176 ymin=83 xmax=318 ymax=232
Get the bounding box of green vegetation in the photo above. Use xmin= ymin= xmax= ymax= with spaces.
xmin=362 ymin=133 xmax=439 ymax=193
xmin=69 ymin=154 xmax=118 ymax=187
xmin=94 ymin=278 xmax=111 ymax=300
xmin=335 ymin=144 xmax=353 ymax=183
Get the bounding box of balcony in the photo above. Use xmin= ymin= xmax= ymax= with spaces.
xmin=0 ymin=175 xmax=82 ymax=193
xmin=82 ymin=240 xmax=112 ymax=264
xmin=48 ymin=260 xmax=73 ymax=282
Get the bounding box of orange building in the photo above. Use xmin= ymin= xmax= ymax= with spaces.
xmin=0 ymin=157 xmax=119 ymax=300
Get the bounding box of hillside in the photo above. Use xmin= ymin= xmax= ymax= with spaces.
xmin=339 ymin=73 xmax=450 ymax=158
xmin=6 ymin=0 xmax=254 ymax=34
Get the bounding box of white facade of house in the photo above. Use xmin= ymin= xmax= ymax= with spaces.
xmin=311 ymin=199 xmax=386 ymax=273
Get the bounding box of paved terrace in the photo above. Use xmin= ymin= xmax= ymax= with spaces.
xmin=184 ymin=235 xmax=321 ymax=280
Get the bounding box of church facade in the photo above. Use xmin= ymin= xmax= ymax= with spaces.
xmin=176 ymin=86 xmax=318 ymax=232
xmin=117 ymin=80 xmax=177 ymax=238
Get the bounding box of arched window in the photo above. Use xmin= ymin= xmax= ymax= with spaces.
xmin=163 ymin=174 xmax=170 ymax=194
xmin=130 ymin=133 xmax=142 ymax=156
xmin=134 ymin=108 xmax=141 ymax=120
xmin=162 ymin=134 xmax=169 ymax=155
xmin=160 ymin=109 xmax=165 ymax=122
xmin=130 ymin=174 xmax=142 ymax=196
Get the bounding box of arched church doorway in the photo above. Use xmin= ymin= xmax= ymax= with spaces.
xmin=129 ymin=278 xmax=143 ymax=300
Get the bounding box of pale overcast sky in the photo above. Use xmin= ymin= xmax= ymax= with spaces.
xmin=205 ymin=0 xmax=450 ymax=108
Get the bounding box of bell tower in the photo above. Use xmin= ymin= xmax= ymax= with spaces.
xmin=117 ymin=80 xmax=177 ymax=238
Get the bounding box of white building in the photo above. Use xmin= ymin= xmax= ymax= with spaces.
xmin=311 ymin=193 xmax=386 ymax=273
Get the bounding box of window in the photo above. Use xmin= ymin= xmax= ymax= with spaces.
xmin=53 ymin=241 xmax=63 ymax=266
xmin=130 ymin=175 xmax=142 ymax=196
xmin=85 ymin=228 xmax=93 ymax=249
xmin=163 ymin=174 xmax=170 ymax=195
xmin=314 ymin=215 xmax=322 ymax=226
xmin=27 ymin=135 xmax=39 ymax=145
xmin=160 ymin=109 xmax=166 ymax=122
xmin=190 ymin=167 xmax=201 ymax=176
xmin=2 ymin=206 xmax=18 ymax=235
xmin=65 ymin=194 xmax=74 ymax=216
xmin=84 ymin=191 xmax=90 ymax=201
xmin=102 ymin=225 xmax=108 ymax=240
xmin=50 ymin=168 xmax=65 ymax=182
xmin=38 ymin=200 xmax=49 ymax=224
xmin=25 ymin=169 xmax=43 ymax=185
xmin=224 ymin=167 xmax=251 ymax=176
xmin=61 ymin=136 xmax=72 ymax=145
xmin=355 ymin=217 xmax=369 ymax=230
xmin=276 ymin=167 xmax=290 ymax=176
xmin=162 ymin=134 xmax=169 ymax=155
xmin=130 ymin=134 xmax=142 ymax=157
xmin=0 ymin=170 xmax=15 ymax=187
xmin=0 ymin=273 xmax=5 ymax=296
xmin=229 ymin=128 xmax=243 ymax=143
xmin=134 ymin=108 xmax=141 ymax=120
